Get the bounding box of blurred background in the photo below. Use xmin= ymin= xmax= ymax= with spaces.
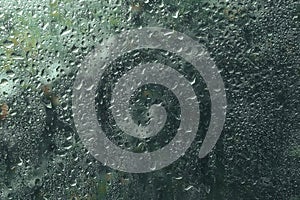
xmin=0 ymin=0 xmax=299 ymax=199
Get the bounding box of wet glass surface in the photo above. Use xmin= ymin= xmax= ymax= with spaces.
xmin=0 ymin=0 xmax=299 ymax=199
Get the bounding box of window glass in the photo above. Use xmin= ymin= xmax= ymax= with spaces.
xmin=0 ymin=0 xmax=299 ymax=199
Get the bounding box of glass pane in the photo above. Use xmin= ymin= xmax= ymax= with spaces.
xmin=0 ymin=0 xmax=299 ymax=199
